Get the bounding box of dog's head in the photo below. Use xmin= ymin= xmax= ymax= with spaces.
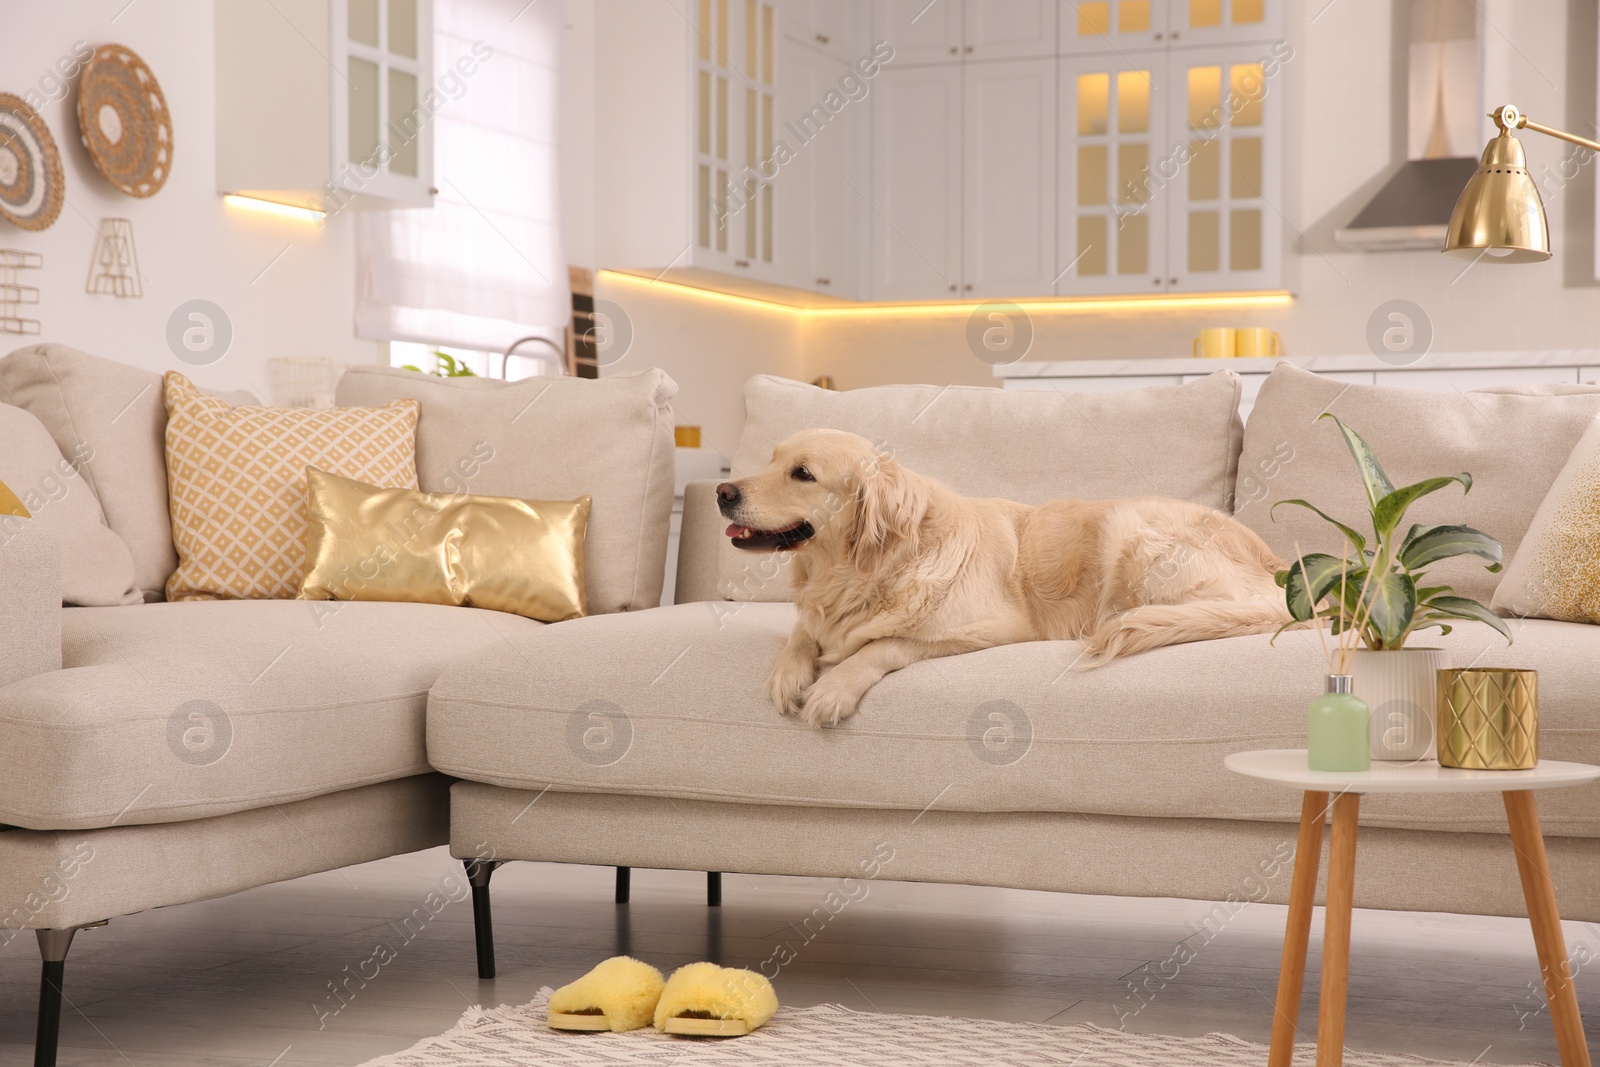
xmin=716 ymin=429 xmax=926 ymax=567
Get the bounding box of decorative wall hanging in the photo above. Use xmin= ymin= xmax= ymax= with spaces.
xmin=76 ymin=44 xmax=172 ymax=197
xmin=86 ymin=217 xmax=142 ymax=297
xmin=0 ymin=94 xmax=65 ymax=230
xmin=0 ymin=249 xmax=43 ymax=335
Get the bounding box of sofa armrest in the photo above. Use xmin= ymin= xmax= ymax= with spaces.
xmin=0 ymin=520 xmax=62 ymax=688
xmin=675 ymin=480 xmax=725 ymax=605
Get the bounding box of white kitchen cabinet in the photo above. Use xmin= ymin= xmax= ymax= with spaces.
xmin=1056 ymin=50 xmax=1169 ymax=294
xmin=1056 ymin=37 xmax=1283 ymax=295
xmin=964 ymin=0 xmax=1058 ymax=59
xmin=870 ymin=65 xmax=964 ymax=299
xmin=1165 ymin=0 xmax=1281 ymax=48
xmin=871 ymin=0 xmax=966 ymax=64
xmin=781 ymin=37 xmax=868 ymax=297
xmin=780 ymin=0 xmax=867 ymax=62
xmin=1059 ymin=0 xmax=1170 ymax=53
xmin=1061 ymin=0 xmax=1280 ymax=53
xmin=873 ymin=0 xmax=1056 ymax=64
xmin=963 ymin=58 xmax=1057 ymax=296
xmin=216 ymin=0 xmax=434 ymax=209
xmin=691 ymin=0 xmax=781 ymax=280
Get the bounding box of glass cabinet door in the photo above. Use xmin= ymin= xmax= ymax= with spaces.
xmin=1164 ymin=0 xmax=1280 ymax=48
xmin=342 ymin=0 xmax=431 ymax=201
xmin=1060 ymin=0 xmax=1172 ymax=54
xmin=1056 ymin=51 xmax=1170 ymax=294
xmin=1165 ymin=44 xmax=1281 ymax=291
xmin=693 ymin=0 xmax=776 ymax=275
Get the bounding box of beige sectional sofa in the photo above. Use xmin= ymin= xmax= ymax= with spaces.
xmin=433 ymin=365 xmax=1600 ymax=984
xmin=0 ymin=345 xmax=676 ymax=1065
xmin=3 ymin=343 xmax=1599 ymax=1063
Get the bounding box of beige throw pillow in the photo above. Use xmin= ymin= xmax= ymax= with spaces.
xmin=163 ymin=371 xmax=419 ymax=601
xmin=1493 ymin=415 xmax=1600 ymax=623
xmin=333 ymin=366 xmax=677 ymax=615
xmin=0 ymin=401 xmax=140 ymax=605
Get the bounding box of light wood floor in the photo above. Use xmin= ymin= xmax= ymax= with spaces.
xmin=1 ymin=845 xmax=1595 ymax=1065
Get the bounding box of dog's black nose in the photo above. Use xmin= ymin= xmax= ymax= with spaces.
xmin=716 ymin=482 xmax=741 ymax=505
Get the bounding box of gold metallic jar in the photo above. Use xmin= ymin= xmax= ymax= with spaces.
xmin=1436 ymin=668 xmax=1538 ymax=770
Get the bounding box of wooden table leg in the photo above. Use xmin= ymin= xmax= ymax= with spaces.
xmin=1269 ymin=790 xmax=1330 ymax=1067
xmin=1504 ymin=790 xmax=1593 ymax=1067
xmin=1317 ymin=792 xmax=1360 ymax=1067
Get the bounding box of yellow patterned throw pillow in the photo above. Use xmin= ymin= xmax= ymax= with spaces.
xmin=163 ymin=372 xmax=419 ymax=601
xmin=1493 ymin=414 xmax=1600 ymax=624
xmin=299 ymin=467 xmax=589 ymax=621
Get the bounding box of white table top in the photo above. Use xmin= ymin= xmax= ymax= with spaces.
xmin=1225 ymin=750 xmax=1600 ymax=794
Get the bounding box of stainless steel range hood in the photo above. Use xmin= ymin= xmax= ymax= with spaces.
xmin=1335 ymin=0 xmax=1485 ymax=253
xmin=1334 ymin=157 xmax=1480 ymax=251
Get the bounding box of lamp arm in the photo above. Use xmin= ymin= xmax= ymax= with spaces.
xmin=1491 ymin=104 xmax=1600 ymax=155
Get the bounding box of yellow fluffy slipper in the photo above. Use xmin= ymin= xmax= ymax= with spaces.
xmin=547 ymin=956 xmax=666 ymax=1032
xmin=652 ymin=961 xmax=778 ymax=1037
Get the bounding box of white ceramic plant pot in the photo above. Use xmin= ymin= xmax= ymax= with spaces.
xmin=1350 ymin=648 xmax=1450 ymax=762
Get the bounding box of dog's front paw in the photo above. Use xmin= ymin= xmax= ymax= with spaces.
xmin=797 ymin=674 xmax=862 ymax=729
xmin=766 ymin=657 xmax=816 ymax=717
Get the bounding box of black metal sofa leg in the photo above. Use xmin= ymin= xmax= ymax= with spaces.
xmin=707 ymin=871 xmax=722 ymax=907
xmin=615 ymin=866 xmax=630 ymax=904
xmin=35 ymin=926 xmax=87 ymax=1067
xmin=465 ymin=860 xmax=501 ymax=980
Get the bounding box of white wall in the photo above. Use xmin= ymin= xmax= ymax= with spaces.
xmin=0 ymin=2 xmax=386 ymax=396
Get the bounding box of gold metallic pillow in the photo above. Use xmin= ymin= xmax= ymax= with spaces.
xmin=299 ymin=466 xmax=589 ymax=622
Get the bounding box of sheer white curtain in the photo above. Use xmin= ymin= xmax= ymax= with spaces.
xmin=357 ymin=0 xmax=569 ymax=362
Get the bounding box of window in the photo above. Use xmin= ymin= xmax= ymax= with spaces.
xmin=357 ymin=0 xmax=569 ymax=361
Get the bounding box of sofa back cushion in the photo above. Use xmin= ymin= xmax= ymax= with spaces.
xmin=716 ymin=372 xmax=1245 ymax=602
xmin=1235 ymin=363 xmax=1600 ymax=606
xmin=0 ymin=344 xmax=177 ymax=599
xmin=0 ymin=402 xmax=140 ymax=605
xmin=334 ymin=366 xmax=677 ymax=614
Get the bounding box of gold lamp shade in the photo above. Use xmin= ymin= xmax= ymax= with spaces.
xmin=1443 ymin=131 xmax=1550 ymax=262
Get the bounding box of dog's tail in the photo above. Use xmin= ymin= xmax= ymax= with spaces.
xmin=1078 ymin=599 xmax=1293 ymax=668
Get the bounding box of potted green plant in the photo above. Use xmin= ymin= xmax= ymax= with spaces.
xmin=1274 ymin=414 xmax=1510 ymax=761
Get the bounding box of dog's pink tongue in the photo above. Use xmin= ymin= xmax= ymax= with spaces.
xmin=725 ymin=523 xmax=745 ymax=537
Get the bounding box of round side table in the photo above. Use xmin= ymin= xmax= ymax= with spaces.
xmin=1225 ymin=749 xmax=1600 ymax=1067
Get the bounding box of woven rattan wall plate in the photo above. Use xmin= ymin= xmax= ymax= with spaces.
xmin=0 ymin=93 xmax=65 ymax=231
xmin=76 ymin=43 xmax=173 ymax=198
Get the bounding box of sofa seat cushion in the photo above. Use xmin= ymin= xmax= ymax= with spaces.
xmin=0 ymin=599 xmax=540 ymax=830
xmin=427 ymin=603 xmax=1600 ymax=837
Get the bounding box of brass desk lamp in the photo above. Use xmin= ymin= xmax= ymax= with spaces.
xmin=1444 ymin=104 xmax=1600 ymax=263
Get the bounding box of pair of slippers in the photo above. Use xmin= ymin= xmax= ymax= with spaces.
xmin=548 ymin=956 xmax=778 ymax=1037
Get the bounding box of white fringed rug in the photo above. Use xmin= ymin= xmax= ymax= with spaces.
xmin=360 ymin=990 xmax=1552 ymax=1067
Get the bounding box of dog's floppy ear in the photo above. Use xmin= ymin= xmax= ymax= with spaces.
xmin=850 ymin=454 xmax=927 ymax=571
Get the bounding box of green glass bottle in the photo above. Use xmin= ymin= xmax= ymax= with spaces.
xmin=1308 ymin=675 xmax=1371 ymax=772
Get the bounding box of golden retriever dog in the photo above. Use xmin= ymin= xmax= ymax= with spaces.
xmin=717 ymin=428 xmax=1289 ymax=728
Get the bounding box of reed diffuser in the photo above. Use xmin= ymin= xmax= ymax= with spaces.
xmin=1298 ymin=545 xmax=1373 ymax=772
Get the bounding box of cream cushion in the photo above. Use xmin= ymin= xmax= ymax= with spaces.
xmin=335 ymin=366 xmax=677 ymax=615
xmin=426 ymin=602 xmax=1600 ymax=838
xmin=0 ymin=401 xmax=139 ymax=605
xmin=164 ymin=372 xmax=420 ymax=601
xmin=1493 ymin=414 xmax=1600 ymax=623
xmin=718 ymin=372 xmax=1246 ymax=601
xmin=0 ymin=599 xmax=540 ymax=830
xmin=0 ymin=344 xmax=180 ymax=599
xmin=1236 ymin=364 xmax=1600 ymax=605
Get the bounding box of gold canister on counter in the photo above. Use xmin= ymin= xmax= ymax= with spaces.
xmin=1192 ymin=328 xmax=1235 ymax=358
xmin=1233 ymin=327 xmax=1281 ymax=357
xmin=1436 ymin=668 xmax=1538 ymax=770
